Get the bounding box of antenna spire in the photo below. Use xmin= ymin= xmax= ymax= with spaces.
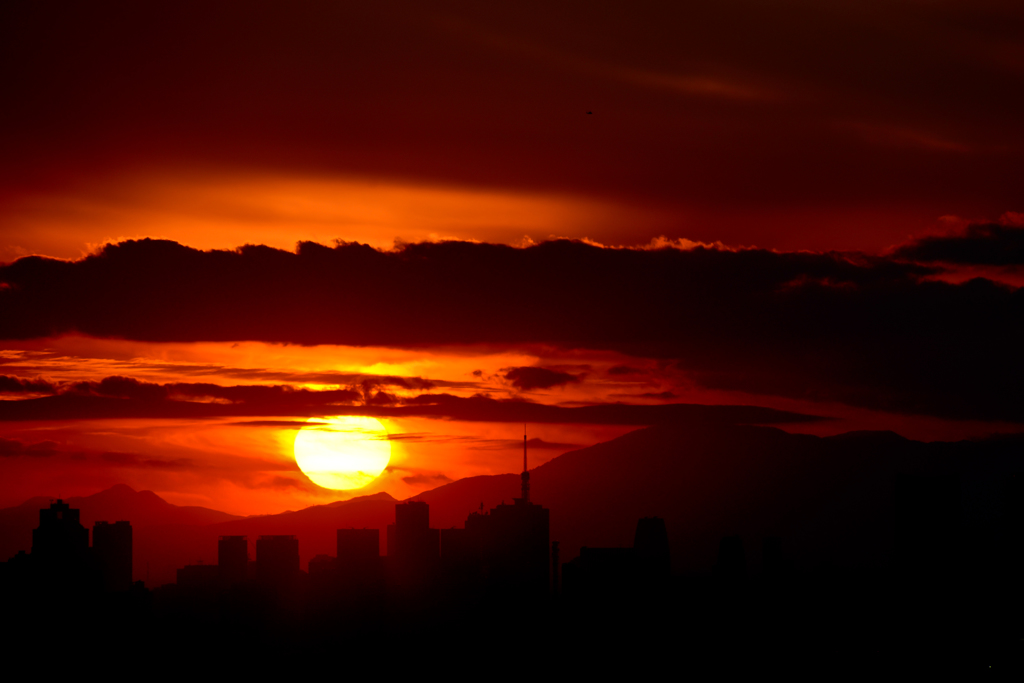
xmin=521 ymin=427 xmax=530 ymax=503
xmin=523 ymin=424 xmax=528 ymax=472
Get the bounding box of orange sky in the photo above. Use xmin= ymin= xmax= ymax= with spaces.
xmin=1 ymin=167 xmax=978 ymax=268
xmin=2 ymin=334 xmax=1019 ymax=514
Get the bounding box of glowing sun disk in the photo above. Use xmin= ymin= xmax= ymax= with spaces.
xmin=293 ymin=416 xmax=391 ymax=490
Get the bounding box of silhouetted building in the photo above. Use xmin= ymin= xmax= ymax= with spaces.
xmin=93 ymin=520 xmax=132 ymax=591
xmin=33 ymin=499 xmax=89 ymax=562
xmin=30 ymin=499 xmax=96 ymax=593
xmin=387 ymin=502 xmax=440 ymax=570
xmin=562 ymin=517 xmax=671 ymax=600
xmin=218 ymin=535 xmax=248 ymax=585
xmin=464 ymin=436 xmax=550 ymax=598
xmin=256 ymin=535 xmax=300 ymax=589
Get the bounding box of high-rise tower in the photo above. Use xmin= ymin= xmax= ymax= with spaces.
xmin=93 ymin=520 xmax=132 ymax=591
xmin=460 ymin=431 xmax=549 ymax=598
xmin=521 ymin=433 xmax=530 ymax=503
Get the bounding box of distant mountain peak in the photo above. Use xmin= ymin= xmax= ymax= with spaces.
xmin=80 ymin=483 xmax=141 ymax=502
xmin=326 ymin=491 xmax=397 ymax=507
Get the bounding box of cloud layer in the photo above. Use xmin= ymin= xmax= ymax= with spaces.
xmin=893 ymin=222 xmax=1024 ymax=265
xmin=0 ymin=374 xmax=819 ymax=426
xmin=1 ymin=237 xmax=1020 ymax=421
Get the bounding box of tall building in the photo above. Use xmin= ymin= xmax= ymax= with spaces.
xmin=30 ymin=499 xmax=96 ymax=593
xmin=387 ymin=501 xmax=439 ymax=565
xmin=562 ymin=517 xmax=671 ymax=600
xmin=386 ymin=501 xmax=440 ymax=590
xmin=218 ymin=535 xmax=248 ymax=585
xmin=465 ymin=435 xmax=550 ymax=598
xmin=93 ymin=520 xmax=132 ymax=591
xmin=256 ymin=535 xmax=300 ymax=589
xmin=14 ymin=499 xmax=98 ymax=593
xmin=32 ymin=499 xmax=89 ymax=562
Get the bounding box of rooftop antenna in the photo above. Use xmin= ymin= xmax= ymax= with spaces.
xmin=521 ymin=424 xmax=530 ymax=503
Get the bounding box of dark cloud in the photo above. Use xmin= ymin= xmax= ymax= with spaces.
xmin=632 ymin=391 xmax=677 ymax=400
xmin=382 ymin=433 xmax=429 ymax=441
xmin=73 ymin=375 xmax=167 ymax=401
xmin=503 ymin=366 xmax=582 ymax=390
xmin=2 ymin=237 xmax=1019 ymax=420
xmin=0 ymin=437 xmax=58 ymax=457
xmin=258 ymin=476 xmax=313 ymax=491
xmin=892 ymin=222 xmax=1024 ymax=265
xmin=0 ymin=376 xmax=822 ymax=426
xmin=211 ymin=368 xmax=447 ymax=391
xmin=230 ymin=420 xmax=316 ymax=429
xmin=0 ymin=375 xmax=55 ymax=394
xmin=607 ymin=365 xmax=644 ymax=376
xmin=366 ymin=390 xmax=398 ymax=406
xmin=0 ymin=376 xmax=360 ymax=421
xmin=400 ymin=473 xmax=453 ymax=486
xmin=165 ymin=381 xmax=359 ymax=406
xmin=388 ymin=394 xmax=820 ymax=426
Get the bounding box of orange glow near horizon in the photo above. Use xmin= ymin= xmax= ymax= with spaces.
xmin=0 ymin=170 xmax=682 ymax=263
xmin=1 ymin=334 xmax=1021 ymax=515
xmin=0 ymin=168 xmax=968 ymax=266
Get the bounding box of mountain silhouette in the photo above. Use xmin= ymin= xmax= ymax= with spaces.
xmin=0 ymin=483 xmax=239 ymax=575
xmin=3 ymin=423 xmax=1021 ymax=586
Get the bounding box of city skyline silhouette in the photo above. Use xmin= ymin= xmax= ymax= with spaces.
xmin=5 ymin=423 xmax=1023 ymax=674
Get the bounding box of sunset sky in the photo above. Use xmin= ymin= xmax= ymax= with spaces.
xmin=1 ymin=1 xmax=1021 ymax=515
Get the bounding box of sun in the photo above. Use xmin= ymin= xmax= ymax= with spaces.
xmin=293 ymin=416 xmax=392 ymax=490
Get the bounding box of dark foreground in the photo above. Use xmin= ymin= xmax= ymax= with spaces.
xmin=5 ymin=570 xmax=1022 ymax=676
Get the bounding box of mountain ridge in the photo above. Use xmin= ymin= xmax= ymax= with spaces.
xmin=3 ymin=426 xmax=1021 ymax=587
